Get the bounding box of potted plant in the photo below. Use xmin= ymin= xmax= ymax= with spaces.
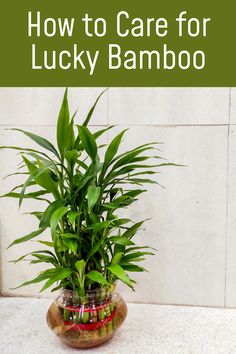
xmin=1 ymin=89 xmax=175 ymax=348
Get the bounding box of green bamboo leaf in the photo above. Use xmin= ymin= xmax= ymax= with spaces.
xmin=121 ymin=264 xmax=146 ymax=272
xmin=75 ymin=259 xmax=86 ymax=278
xmin=11 ymin=250 xmax=56 ymax=264
xmin=86 ymin=270 xmax=109 ymax=285
xmin=107 ymin=165 xmax=159 ymax=181
xmin=10 ymin=129 xmax=60 ymax=159
xmin=113 ymin=218 xmax=131 ymax=227
xmin=40 ymin=268 xmax=73 ymax=292
xmin=102 ymin=129 xmax=128 ymax=172
xmin=105 ymin=166 xmax=136 ymax=181
xmin=65 ymin=150 xmax=80 ymax=165
xmin=127 ymin=171 xmax=157 ymax=178
xmin=93 ymin=125 xmax=114 ymax=139
xmin=15 ymin=190 xmax=48 ymax=198
xmin=0 ymin=146 xmax=58 ymax=167
xmin=18 ymin=169 xmax=48 ymax=207
xmin=66 ymin=114 xmax=76 ymax=151
xmin=3 ymin=171 xmax=29 ymax=179
xmin=24 ymin=212 xmax=43 ymax=221
xmin=9 ymin=253 xmax=31 ymax=264
xmin=50 ymin=206 xmax=68 ymax=232
xmin=63 ymin=238 xmax=78 ymax=255
xmin=111 ymin=252 xmax=124 ymax=264
xmin=0 ymin=191 xmax=49 ymax=202
xmin=74 ymin=125 xmax=113 ymax=151
xmin=0 ymin=145 xmax=42 ymax=153
xmin=112 ymin=189 xmax=146 ymax=203
xmin=31 ymin=254 xmax=57 ymax=266
xmin=111 ymin=142 xmax=160 ymax=164
xmin=125 ymin=245 xmax=157 ymax=253
xmin=102 ymin=196 xmax=132 ymax=210
xmin=23 ymin=151 xmax=53 ymax=165
xmin=36 ymin=240 xmax=54 ymax=248
xmin=73 ymin=133 xmax=81 ymax=151
xmin=57 ymin=88 xmax=70 ymax=158
xmin=109 ymin=236 xmax=134 ymax=246
xmin=8 ymin=181 xmax=35 ymax=193
xmin=22 ymin=156 xmax=59 ymax=198
xmin=92 ymin=258 xmax=103 ymax=272
xmin=61 ymin=233 xmax=78 ymax=238
xmin=122 ymin=252 xmax=154 ymax=263
xmin=110 ymin=146 xmax=155 ymax=171
xmin=33 ymin=249 xmax=56 ymax=258
xmin=86 ymin=237 xmax=105 ymax=262
xmin=51 ymin=284 xmax=64 ymax=292
xmin=122 ymin=221 xmax=146 ymax=239
xmin=88 ymin=220 xmax=112 ymax=233
xmin=39 ymin=200 xmax=65 ymax=228
xmin=156 ymin=163 xmax=184 ymax=167
xmin=11 ymin=268 xmax=57 ymax=289
xmin=87 ymin=185 xmax=100 ymax=211
xmin=73 ymin=174 xmax=94 ymax=189
xmin=7 ymin=228 xmax=46 ymax=249
xmin=98 ymin=247 xmax=109 ymax=265
xmin=78 ymin=126 xmax=97 ymax=161
xmin=76 ymin=159 xmax=88 ymax=170
xmin=68 ymin=211 xmax=81 ymax=230
xmin=122 ymin=257 xmax=145 ymax=263
xmin=127 ymin=178 xmax=159 ymax=185
xmin=107 ymin=264 xmax=133 ymax=289
xmin=82 ymin=89 xmax=108 ymax=126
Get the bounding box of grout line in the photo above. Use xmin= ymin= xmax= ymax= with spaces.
xmin=224 ymin=126 xmax=230 ymax=307
xmin=0 ymin=124 xmax=109 ymax=128
xmin=0 ymin=123 xmax=232 ymax=128
xmin=224 ymin=89 xmax=232 ymax=306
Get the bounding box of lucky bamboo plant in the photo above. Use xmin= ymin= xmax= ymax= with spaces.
xmin=1 ymin=89 xmax=175 ymax=298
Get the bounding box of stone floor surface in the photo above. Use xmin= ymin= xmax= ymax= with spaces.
xmin=1 ymin=297 xmax=236 ymax=354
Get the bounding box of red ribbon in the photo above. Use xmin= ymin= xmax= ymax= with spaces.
xmin=64 ymin=309 xmax=116 ymax=331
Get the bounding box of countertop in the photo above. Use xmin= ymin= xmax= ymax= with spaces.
xmin=1 ymin=297 xmax=236 ymax=354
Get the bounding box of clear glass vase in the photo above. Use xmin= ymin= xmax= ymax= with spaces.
xmin=46 ymin=287 xmax=127 ymax=349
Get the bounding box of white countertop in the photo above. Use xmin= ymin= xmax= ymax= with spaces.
xmin=1 ymin=297 xmax=236 ymax=354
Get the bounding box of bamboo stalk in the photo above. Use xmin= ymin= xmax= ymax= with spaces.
xmin=104 ymin=305 xmax=111 ymax=317
xmin=63 ymin=309 xmax=71 ymax=321
xmin=98 ymin=308 xmax=105 ymax=321
xmin=99 ymin=326 xmax=106 ymax=337
xmin=74 ymin=311 xmax=80 ymax=324
xmin=82 ymin=311 xmax=90 ymax=324
xmin=107 ymin=321 xmax=113 ymax=334
xmin=109 ymin=301 xmax=114 ymax=312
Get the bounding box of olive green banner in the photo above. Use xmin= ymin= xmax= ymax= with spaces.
xmin=0 ymin=0 xmax=235 ymax=86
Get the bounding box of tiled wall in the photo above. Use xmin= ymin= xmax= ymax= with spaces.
xmin=0 ymin=88 xmax=235 ymax=308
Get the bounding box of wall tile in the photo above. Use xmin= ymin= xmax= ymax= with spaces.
xmin=109 ymin=88 xmax=230 ymax=126
xmin=226 ymin=126 xmax=236 ymax=307
xmin=0 ymin=88 xmax=231 ymax=307
xmin=230 ymin=88 xmax=236 ymax=124
xmin=0 ymin=88 xmax=108 ymax=126
xmin=109 ymin=125 xmax=228 ymax=306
